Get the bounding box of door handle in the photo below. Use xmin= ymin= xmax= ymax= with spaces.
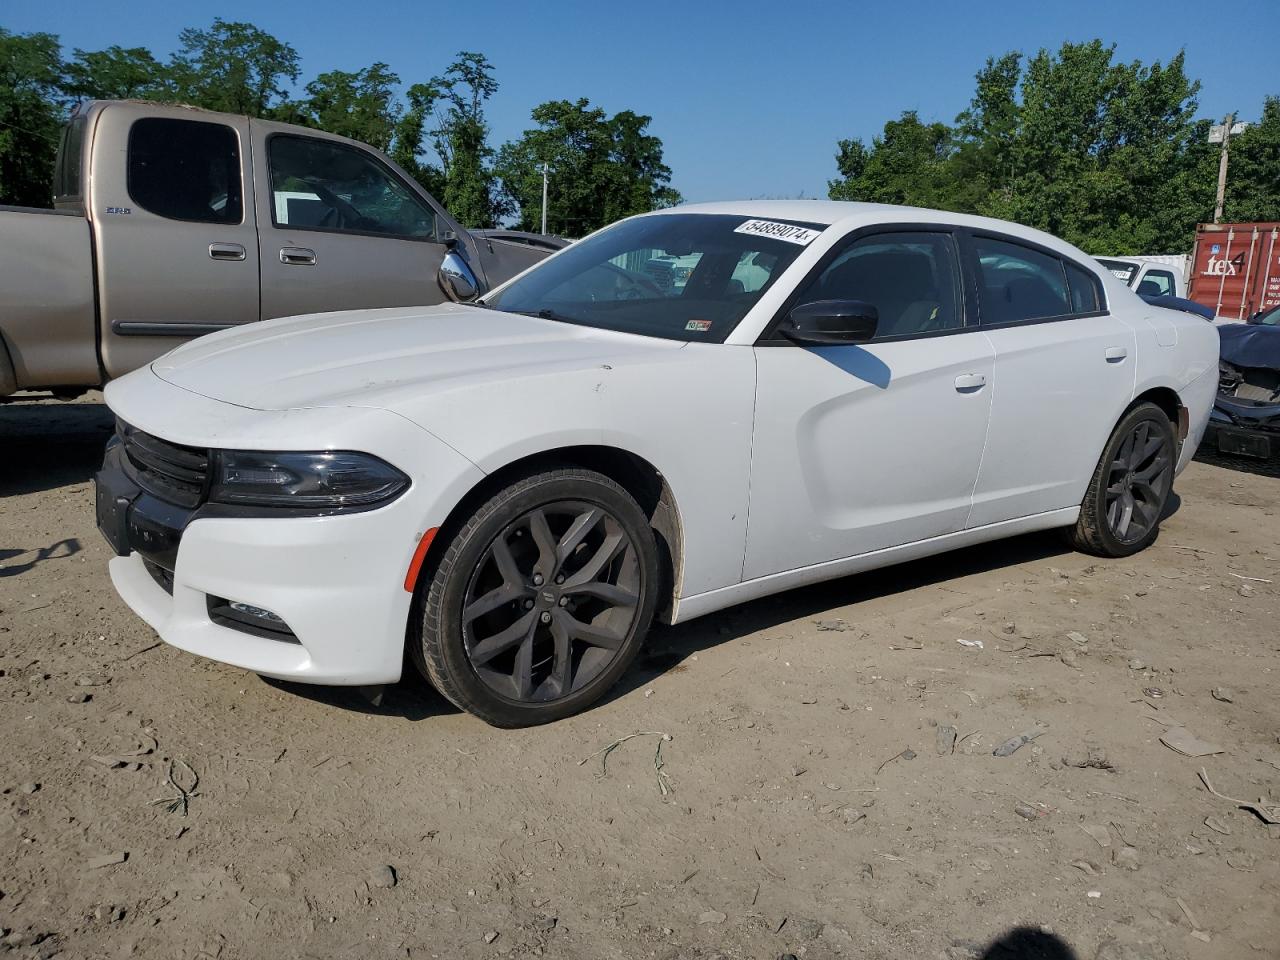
xmin=209 ymin=242 xmax=246 ymax=261
xmin=1105 ymin=346 xmax=1128 ymax=363
xmin=954 ymin=373 xmax=987 ymax=393
xmin=279 ymin=246 xmax=317 ymax=266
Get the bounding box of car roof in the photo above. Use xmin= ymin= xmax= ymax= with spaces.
xmin=645 ymin=200 xmax=1100 ymax=269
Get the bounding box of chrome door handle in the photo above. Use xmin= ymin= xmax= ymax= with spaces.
xmin=1105 ymin=346 xmax=1128 ymax=363
xmin=954 ymin=373 xmax=987 ymax=393
xmin=209 ymin=242 xmax=246 ymax=261
xmin=279 ymin=246 xmax=317 ymax=266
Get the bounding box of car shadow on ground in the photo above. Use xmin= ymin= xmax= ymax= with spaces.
xmin=263 ymin=527 xmax=1080 ymax=723
xmin=0 ymin=397 xmax=114 ymax=497
xmin=259 ymin=668 xmax=457 ymax=722
xmin=608 ymin=527 xmax=1077 ymax=705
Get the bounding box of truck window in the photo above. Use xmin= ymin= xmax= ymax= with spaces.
xmin=127 ymin=118 xmax=243 ymax=224
xmin=268 ymin=135 xmax=436 ymax=240
xmin=1136 ymin=269 xmax=1175 ymax=297
xmin=53 ymin=115 xmax=87 ymax=202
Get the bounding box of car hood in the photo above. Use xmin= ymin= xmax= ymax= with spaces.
xmin=151 ymin=303 xmax=683 ymax=411
xmin=1219 ymin=322 xmax=1280 ymax=371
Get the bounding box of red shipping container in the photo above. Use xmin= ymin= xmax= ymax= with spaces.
xmin=1188 ymin=222 xmax=1280 ymax=321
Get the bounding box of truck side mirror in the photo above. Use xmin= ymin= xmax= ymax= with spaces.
xmin=439 ymin=251 xmax=480 ymax=302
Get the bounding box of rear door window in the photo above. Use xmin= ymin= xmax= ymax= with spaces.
xmin=127 ymin=117 xmax=243 ymax=224
xmin=974 ymin=236 xmax=1071 ymax=324
xmin=1065 ymin=261 xmax=1103 ymax=313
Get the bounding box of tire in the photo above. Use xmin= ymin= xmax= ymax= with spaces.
xmin=1067 ymin=402 xmax=1176 ymax=558
xmin=412 ymin=468 xmax=659 ymax=727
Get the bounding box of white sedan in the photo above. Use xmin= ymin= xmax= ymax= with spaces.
xmin=96 ymin=201 xmax=1219 ymax=726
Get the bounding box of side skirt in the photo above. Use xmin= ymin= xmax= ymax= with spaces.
xmin=670 ymin=507 xmax=1079 ymax=624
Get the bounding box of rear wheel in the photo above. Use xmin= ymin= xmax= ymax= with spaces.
xmin=413 ymin=469 xmax=659 ymax=727
xmin=1068 ymin=402 xmax=1176 ymax=557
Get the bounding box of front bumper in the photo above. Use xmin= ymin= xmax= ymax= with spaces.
xmin=96 ymin=374 xmax=485 ymax=685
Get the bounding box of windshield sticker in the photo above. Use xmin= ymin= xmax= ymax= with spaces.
xmin=734 ymin=219 xmax=822 ymax=246
xmin=685 ymin=319 xmax=712 ymax=332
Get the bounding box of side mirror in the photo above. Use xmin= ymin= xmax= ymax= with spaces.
xmin=779 ymin=300 xmax=878 ymax=345
xmin=438 ymin=251 xmax=480 ymax=302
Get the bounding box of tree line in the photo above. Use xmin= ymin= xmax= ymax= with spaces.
xmin=0 ymin=19 xmax=681 ymax=233
xmin=828 ymin=40 xmax=1280 ymax=254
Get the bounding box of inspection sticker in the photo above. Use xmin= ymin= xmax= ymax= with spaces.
xmin=734 ymin=219 xmax=822 ymax=246
xmin=685 ymin=319 xmax=713 ymax=332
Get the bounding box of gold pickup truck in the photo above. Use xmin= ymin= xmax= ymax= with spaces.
xmin=0 ymin=99 xmax=564 ymax=398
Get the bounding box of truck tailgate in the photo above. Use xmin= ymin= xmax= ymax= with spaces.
xmin=0 ymin=207 xmax=98 ymax=393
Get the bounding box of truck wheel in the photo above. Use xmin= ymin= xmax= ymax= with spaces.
xmin=412 ymin=468 xmax=659 ymax=727
xmin=1068 ymin=402 xmax=1175 ymax=558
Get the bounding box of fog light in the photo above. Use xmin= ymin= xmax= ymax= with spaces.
xmin=207 ymin=595 xmax=299 ymax=643
xmin=229 ymin=601 xmax=284 ymax=623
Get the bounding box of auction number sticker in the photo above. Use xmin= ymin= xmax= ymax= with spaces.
xmin=734 ymin=219 xmax=822 ymax=246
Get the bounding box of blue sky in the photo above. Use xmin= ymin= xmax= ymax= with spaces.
xmin=6 ymin=0 xmax=1278 ymax=202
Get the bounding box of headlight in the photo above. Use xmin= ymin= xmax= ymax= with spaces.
xmin=209 ymin=450 xmax=409 ymax=508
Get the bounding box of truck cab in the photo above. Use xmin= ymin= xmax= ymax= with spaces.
xmin=0 ymin=100 xmax=562 ymax=397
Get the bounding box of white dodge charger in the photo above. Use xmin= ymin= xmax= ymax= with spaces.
xmin=96 ymin=202 xmax=1219 ymax=726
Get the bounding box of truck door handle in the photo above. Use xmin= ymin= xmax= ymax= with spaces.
xmin=279 ymin=246 xmax=317 ymax=266
xmin=954 ymin=373 xmax=987 ymax=393
xmin=1105 ymin=346 xmax=1128 ymax=363
xmin=208 ymin=242 xmax=246 ymax=261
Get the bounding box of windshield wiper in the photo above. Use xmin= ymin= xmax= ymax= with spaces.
xmin=506 ymin=308 xmax=581 ymax=325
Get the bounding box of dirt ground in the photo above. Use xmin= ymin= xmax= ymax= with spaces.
xmin=1 ymin=394 xmax=1278 ymax=960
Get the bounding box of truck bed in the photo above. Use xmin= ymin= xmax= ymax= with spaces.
xmin=0 ymin=207 xmax=99 ymax=395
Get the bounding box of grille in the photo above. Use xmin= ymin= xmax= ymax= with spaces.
xmin=117 ymin=420 xmax=209 ymax=508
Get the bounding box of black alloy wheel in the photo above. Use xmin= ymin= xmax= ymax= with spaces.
xmin=462 ymin=501 xmax=642 ymax=702
xmin=1068 ymin=402 xmax=1176 ymax=557
xmin=1103 ymin=417 xmax=1173 ymax=544
xmin=413 ymin=469 xmax=659 ymax=727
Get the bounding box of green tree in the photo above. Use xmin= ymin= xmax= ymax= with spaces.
xmin=298 ymin=63 xmax=401 ymax=151
xmin=169 ymin=18 xmax=299 ymax=117
xmin=828 ymin=110 xmax=955 ymax=208
xmin=496 ymin=98 xmax=680 ymax=235
xmin=389 ymin=81 xmax=446 ymax=196
xmin=0 ymin=28 xmax=63 ymax=207
xmin=429 ymin=52 xmax=502 ymax=227
xmin=828 ymin=40 xmax=1222 ymax=253
xmin=63 ymin=45 xmax=169 ymax=102
xmin=1223 ymin=97 xmax=1280 ymax=223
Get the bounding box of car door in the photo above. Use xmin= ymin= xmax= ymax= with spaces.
xmin=253 ymin=128 xmax=448 ymax=320
xmin=743 ymin=228 xmax=995 ymax=581
xmin=965 ymin=232 xmax=1136 ymax=528
xmin=93 ymin=111 xmax=259 ymax=379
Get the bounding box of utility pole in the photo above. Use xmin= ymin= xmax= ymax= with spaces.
xmin=540 ymin=165 xmax=550 ymax=238
xmin=1213 ymin=111 xmax=1235 ymax=225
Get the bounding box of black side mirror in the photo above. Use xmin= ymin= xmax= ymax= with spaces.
xmin=779 ymin=300 xmax=878 ymax=346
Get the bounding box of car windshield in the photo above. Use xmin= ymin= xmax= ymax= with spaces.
xmin=1255 ymin=305 xmax=1280 ymax=326
xmin=485 ymin=213 xmax=824 ymax=342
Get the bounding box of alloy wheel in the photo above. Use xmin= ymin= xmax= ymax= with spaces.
xmin=461 ymin=501 xmax=642 ymax=703
xmin=1104 ymin=418 xmax=1173 ymax=543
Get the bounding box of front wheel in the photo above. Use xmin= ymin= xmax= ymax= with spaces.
xmin=412 ymin=468 xmax=659 ymax=727
xmin=1067 ymin=402 xmax=1176 ymax=557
